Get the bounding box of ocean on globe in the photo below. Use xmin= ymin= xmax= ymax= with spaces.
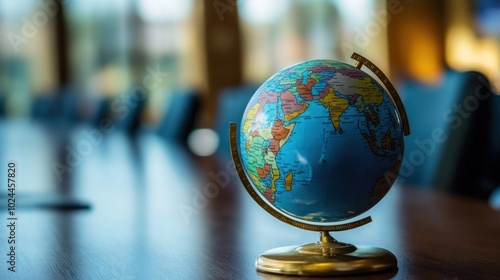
xmin=239 ymin=59 xmax=404 ymax=224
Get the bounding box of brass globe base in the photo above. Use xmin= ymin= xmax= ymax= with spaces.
xmin=256 ymin=232 xmax=397 ymax=276
xmin=257 ymin=245 xmax=397 ymax=276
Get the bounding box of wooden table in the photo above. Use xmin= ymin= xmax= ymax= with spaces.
xmin=0 ymin=120 xmax=499 ymax=279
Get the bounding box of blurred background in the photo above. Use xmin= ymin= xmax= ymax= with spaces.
xmin=0 ymin=0 xmax=500 ymax=206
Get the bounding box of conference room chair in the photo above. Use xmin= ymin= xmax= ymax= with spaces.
xmin=157 ymin=89 xmax=200 ymax=145
xmin=401 ymin=70 xmax=494 ymax=199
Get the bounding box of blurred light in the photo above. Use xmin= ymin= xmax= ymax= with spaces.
xmin=138 ymin=0 xmax=193 ymax=22
xmin=188 ymin=129 xmax=219 ymax=157
xmin=0 ymin=0 xmax=36 ymax=19
xmin=446 ymin=26 xmax=500 ymax=91
xmin=333 ymin=0 xmax=374 ymax=24
xmin=406 ymin=27 xmax=442 ymax=84
xmin=238 ymin=0 xmax=288 ymax=25
xmin=67 ymin=0 xmax=128 ymax=16
xmin=490 ymin=187 xmax=500 ymax=209
xmin=90 ymin=65 xmax=130 ymax=97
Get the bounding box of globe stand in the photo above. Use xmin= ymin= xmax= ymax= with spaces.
xmin=229 ymin=52 xmax=409 ymax=276
xmin=230 ymin=123 xmax=398 ymax=276
xmin=256 ymin=231 xmax=397 ymax=276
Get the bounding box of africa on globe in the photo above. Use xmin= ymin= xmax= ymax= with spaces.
xmin=239 ymin=59 xmax=404 ymax=224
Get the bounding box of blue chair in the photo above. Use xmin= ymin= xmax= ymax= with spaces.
xmin=88 ymin=97 xmax=112 ymax=127
xmin=31 ymin=95 xmax=60 ymax=122
xmin=31 ymin=87 xmax=82 ymax=125
xmin=157 ymin=89 xmax=200 ymax=144
xmin=400 ymin=70 xmax=493 ymax=198
xmin=59 ymin=87 xmax=81 ymax=123
xmin=0 ymin=93 xmax=5 ymax=117
xmin=113 ymin=89 xmax=147 ymax=135
xmin=481 ymin=92 xmax=500 ymax=199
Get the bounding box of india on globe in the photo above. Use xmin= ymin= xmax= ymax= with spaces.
xmin=239 ymin=59 xmax=404 ymax=224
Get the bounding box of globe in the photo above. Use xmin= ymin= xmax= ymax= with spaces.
xmin=239 ymin=59 xmax=404 ymax=224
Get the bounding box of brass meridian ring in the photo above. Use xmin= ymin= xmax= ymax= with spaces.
xmin=350 ymin=52 xmax=410 ymax=136
xmin=229 ymin=123 xmax=372 ymax=232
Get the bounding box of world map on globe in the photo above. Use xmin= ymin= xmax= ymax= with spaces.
xmin=239 ymin=60 xmax=404 ymax=223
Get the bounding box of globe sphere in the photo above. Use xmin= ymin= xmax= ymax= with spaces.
xmin=239 ymin=59 xmax=404 ymax=224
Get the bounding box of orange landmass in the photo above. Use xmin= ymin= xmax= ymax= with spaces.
xmin=257 ymin=164 xmax=270 ymax=179
xmin=364 ymin=109 xmax=380 ymax=126
xmin=269 ymin=139 xmax=280 ymax=155
xmin=250 ymin=130 xmax=259 ymax=137
xmin=380 ymin=129 xmax=392 ymax=149
xmin=296 ymin=78 xmax=315 ymax=101
xmin=271 ymin=120 xmax=290 ymax=140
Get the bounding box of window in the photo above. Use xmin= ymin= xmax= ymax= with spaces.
xmin=239 ymin=0 xmax=389 ymax=84
xmin=0 ymin=0 xmax=58 ymax=115
xmin=0 ymin=0 xmax=203 ymax=122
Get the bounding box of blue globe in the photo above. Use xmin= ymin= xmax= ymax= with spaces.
xmin=239 ymin=59 xmax=404 ymax=224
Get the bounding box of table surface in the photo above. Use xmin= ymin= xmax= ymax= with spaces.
xmin=0 ymin=120 xmax=499 ymax=280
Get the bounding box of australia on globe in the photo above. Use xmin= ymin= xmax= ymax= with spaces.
xmin=239 ymin=59 xmax=404 ymax=224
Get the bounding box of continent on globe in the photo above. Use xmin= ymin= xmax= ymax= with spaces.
xmin=239 ymin=60 xmax=404 ymax=223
